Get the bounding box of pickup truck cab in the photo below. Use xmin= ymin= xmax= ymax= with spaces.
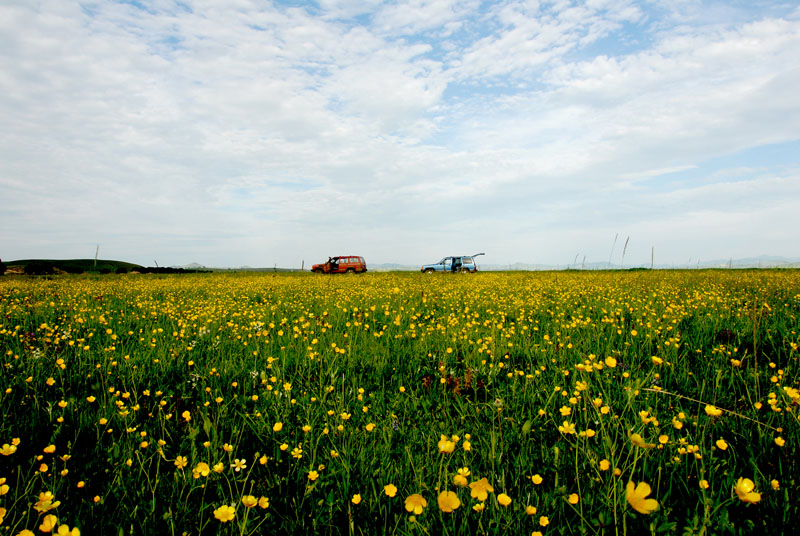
xmin=312 ymin=256 xmax=367 ymax=274
xmin=421 ymin=253 xmax=484 ymax=273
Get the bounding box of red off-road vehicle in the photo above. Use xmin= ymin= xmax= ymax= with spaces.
xmin=312 ymin=256 xmax=367 ymax=274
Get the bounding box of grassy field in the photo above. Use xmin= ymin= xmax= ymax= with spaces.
xmin=0 ymin=270 xmax=798 ymax=535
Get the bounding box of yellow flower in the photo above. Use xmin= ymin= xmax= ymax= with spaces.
xmin=704 ymin=405 xmax=722 ymax=417
xmin=734 ymin=478 xmax=761 ymax=504
xmin=404 ymin=494 xmax=427 ymax=514
xmin=558 ymin=421 xmax=576 ymax=435
xmin=658 ymin=435 xmax=669 ymax=445
xmin=775 ymin=436 xmax=785 ymax=447
xmin=181 ymin=410 xmax=191 ymax=422
xmin=699 ymin=479 xmax=710 ymax=489
xmin=44 ymin=445 xmax=56 ymax=454
xmin=539 ymin=516 xmax=550 ymax=526
xmin=308 ymin=470 xmax=319 ymax=481
xmin=715 ymin=439 xmax=728 ymax=451
xmin=525 ymin=505 xmax=537 ymax=515
xmin=605 ymin=357 xmax=617 ymax=368
xmin=34 ymin=491 xmax=61 ymax=513
xmin=56 ymin=525 xmax=79 ymax=536
xmin=213 ymin=504 xmax=236 ymax=522
xmin=472 ymin=502 xmax=485 ymax=512
xmin=532 ymin=474 xmax=543 ymax=484
xmin=39 ymin=514 xmax=58 ymax=533
xmin=174 ymin=456 xmax=188 ymax=469
xmin=462 ymin=440 xmax=471 ymax=451
xmin=231 ymin=458 xmax=246 ymax=472
xmin=258 ymin=496 xmax=269 ymax=508
xmin=568 ymin=493 xmax=579 ymax=504
xmin=453 ymin=474 xmax=468 ymax=487
xmin=651 ymin=356 xmax=663 ymax=365
xmin=599 ymin=459 xmax=610 ymax=471
xmin=273 ymin=422 xmax=283 ymax=432
xmin=384 ymin=484 xmax=397 ymax=497
xmin=223 ymin=443 xmax=233 ymax=453
xmin=497 ymin=493 xmax=512 ymax=506
xmin=365 ymin=423 xmax=375 ymax=432
xmin=437 ymin=490 xmax=460 ymax=512
xmin=192 ymin=462 xmax=210 ymax=478
xmin=626 ymin=481 xmax=659 ymax=514
xmin=352 ymin=494 xmax=362 ymax=505
xmin=0 ymin=444 xmax=17 ymax=456
xmin=559 ymin=406 xmax=572 ymax=416
xmin=241 ymin=495 xmax=258 ymax=508
xmin=213 ymin=462 xmax=224 ymax=473
xmin=438 ymin=435 xmax=456 ymax=453
xmin=469 ymin=478 xmax=494 ymax=501
xmin=0 ymin=506 xmax=5 ymax=524
xmin=771 ymin=480 xmax=780 ymax=491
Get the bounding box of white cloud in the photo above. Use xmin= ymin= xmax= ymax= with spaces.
xmin=1 ymin=1 xmax=799 ymax=267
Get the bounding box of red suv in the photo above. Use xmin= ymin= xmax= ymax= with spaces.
xmin=312 ymin=256 xmax=367 ymax=274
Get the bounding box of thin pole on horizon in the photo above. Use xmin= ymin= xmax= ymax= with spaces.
xmin=608 ymin=233 xmax=618 ymax=269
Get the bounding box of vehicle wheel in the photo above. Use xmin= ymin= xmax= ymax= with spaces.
xmin=424 ymin=269 xmax=435 ymax=274
xmin=460 ymin=267 xmax=471 ymax=273
xmin=346 ymin=268 xmax=355 ymax=274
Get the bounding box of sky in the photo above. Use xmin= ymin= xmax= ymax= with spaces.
xmin=2 ymin=0 xmax=800 ymax=269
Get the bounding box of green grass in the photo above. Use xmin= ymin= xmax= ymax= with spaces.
xmin=0 ymin=270 xmax=798 ymax=535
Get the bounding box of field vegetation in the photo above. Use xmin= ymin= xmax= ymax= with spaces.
xmin=0 ymin=270 xmax=798 ymax=535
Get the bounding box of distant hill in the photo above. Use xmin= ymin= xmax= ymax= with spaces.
xmin=4 ymin=258 xmax=144 ymax=274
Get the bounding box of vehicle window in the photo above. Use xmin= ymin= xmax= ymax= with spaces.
xmin=463 ymin=258 xmax=473 ymax=264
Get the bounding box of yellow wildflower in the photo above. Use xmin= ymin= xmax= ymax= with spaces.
xmin=626 ymin=481 xmax=658 ymax=514
xmin=404 ymin=494 xmax=427 ymax=514
xmin=213 ymin=504 xmax=236 ymax=522
xmin=734 ymin=478 xmax=761 ymax=504
xmin=437 ymin=490 xmax=460 ymax=512
xmin=469 ymin=478 xmax=494 ymax=501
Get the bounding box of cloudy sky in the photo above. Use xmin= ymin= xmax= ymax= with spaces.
xmin=2 ymin=0 xmax=799 ymax=268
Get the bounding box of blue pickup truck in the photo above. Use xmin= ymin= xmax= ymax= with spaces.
xmin=421 ymin=253 xmax=484 ymax=273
